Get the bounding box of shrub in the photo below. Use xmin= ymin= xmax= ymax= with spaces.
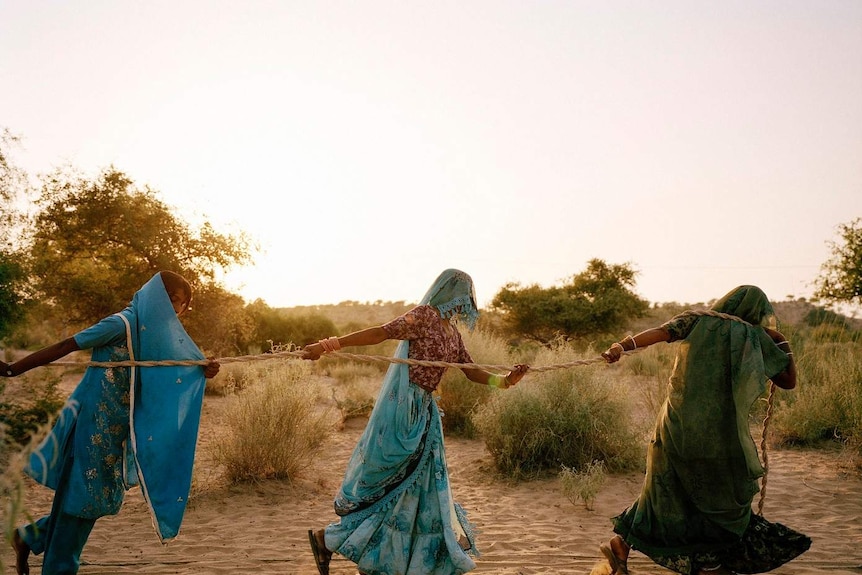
xmin=771 ymin=337 xmax=862 ymax=453
xmin=472 ymin=344 xmax=643 ymax=479
xmin=560 ymin=459 xmax=606 ymax=510
xmin=616 ymin=343 xmax=676 ymax=423
xmin=246 ymin=300 xmax=338 ymax=352
xmin=328 ymin=362 xmax=382 ymax=423
xmin=0 ymin=371 xmax=65 ymax=446
xmin=212 ymin=360 xmax=332 ymax=483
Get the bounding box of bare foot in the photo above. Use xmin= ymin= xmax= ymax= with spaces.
xmin=11 ymin=530 xmax=30 ymax=575
xmin=600 ymin=535 xmax=630 ymax=575
xmin=610 ymin=535 xmax=630 ymax=563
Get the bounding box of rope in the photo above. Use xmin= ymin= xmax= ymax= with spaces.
xmin=46 ymin=349 xmax=607 ymax=374
xmin=43 ymin=310 xmax=747 ymax=371
xmin=756 ymin=383 xmax=776 ymax=516
xmin=36 ymin=307 xmax=779 ymax=510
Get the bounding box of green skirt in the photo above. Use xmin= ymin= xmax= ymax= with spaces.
xmin=636 ymin=514 xmax=810 ymax=574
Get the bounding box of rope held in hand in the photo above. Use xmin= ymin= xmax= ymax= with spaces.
xmin=39 ymin=308 xmax=778 ymax=511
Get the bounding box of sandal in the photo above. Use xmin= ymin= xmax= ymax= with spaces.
xmin=308 ymin=529 xmax=332 ymax=575
xmin=12 ymin=529 xmax=30 ymax=575
xmin=600 ymin=541 xmax=629 ymax=575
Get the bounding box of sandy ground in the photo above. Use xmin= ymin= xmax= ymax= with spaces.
xmin=3 ymin=375 xmax=862 ymax=575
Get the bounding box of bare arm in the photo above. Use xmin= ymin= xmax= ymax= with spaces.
xmin=763 ymin=327 xmax=797 ymax=390
xmin=602 ymin=327 xmax=671 ymax=363
xmin=1 ymin=338 xmax=81 ymax=377
xmin=462 ymin=364 xmax=529 ymax=389
xmin=302 ymin=326 xmax=390 ymax=360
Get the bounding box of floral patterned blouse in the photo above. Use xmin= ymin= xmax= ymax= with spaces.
xmin=382 ymin=305 xmax=473 ymax=392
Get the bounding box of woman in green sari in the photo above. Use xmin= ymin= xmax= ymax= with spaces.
xmin=599 ymin=285 xmax=810 ymax=575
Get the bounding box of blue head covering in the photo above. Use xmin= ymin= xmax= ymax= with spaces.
xmin=123 ymin=273 xmax=207 ymax=542
xmin=420 ymin=268 xmax=479 ymax=330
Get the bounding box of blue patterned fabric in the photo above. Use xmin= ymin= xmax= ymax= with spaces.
xmin=324 ymin=269 xmax=479 ymax=575
xmin=25 ymin=273 xmax=206 ymax=542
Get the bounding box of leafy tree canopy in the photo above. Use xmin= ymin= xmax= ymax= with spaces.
xmin=0 ymin=128 xmax=28 ymax=232
xmin=28 ymin=166 xmax=254 ymax=325
xmin=815 ymin=218 xmax=862 ymax=306
xmin=181 ymin=283 xmax=254 ymax=356
xmin=245 ymin=299 xmax=336 ymax=352
xmin=490 ymin=259 xmax=649 ymax=344
xmin=0 ymin=128 xmax=31 ymax=340
xmin=0 ymin=253 xmax=27 ymax=341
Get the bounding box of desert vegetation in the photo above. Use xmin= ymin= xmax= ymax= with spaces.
xmin=3 ymin=128 xmax=862 ymax=570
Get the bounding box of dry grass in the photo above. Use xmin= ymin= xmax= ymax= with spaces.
xmin=560 ymin=459 xmax=606 ymax=510
xmin=328 ymin=362 xmax=382 ymax=424
xmin=211 ymin=359 xmax=333 ymax=483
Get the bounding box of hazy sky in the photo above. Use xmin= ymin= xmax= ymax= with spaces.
xmin=2 ymin=1 xmax=860 ymax=309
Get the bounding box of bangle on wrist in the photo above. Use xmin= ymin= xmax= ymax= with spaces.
xmin=489 ymin=374 xmax=507 ymax=389
xmin=318 ymin=336 xmax=341 ymax=353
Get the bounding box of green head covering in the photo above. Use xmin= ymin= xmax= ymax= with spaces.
xmin=711 ymin=285 xmax=777 ymax=329
xmin=420 ymin=268 xmax=479 ymax=330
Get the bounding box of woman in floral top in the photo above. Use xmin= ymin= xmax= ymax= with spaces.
xmin=2 ymin=271 xmax=220 ymax=575
xmin=598 ymin=286 xmax=810 ymax=575
xmin=303 ymin=269 xmax=528 ymax=575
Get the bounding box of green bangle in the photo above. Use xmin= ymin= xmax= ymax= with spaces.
xmin=489 ymin=374 xmax=507 ymax=389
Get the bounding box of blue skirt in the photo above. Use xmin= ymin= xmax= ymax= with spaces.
xmin=325 ymin=381 xmax=477 ymax=575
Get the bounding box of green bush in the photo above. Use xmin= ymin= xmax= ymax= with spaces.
xmin=212 ymin=360 xmax=332 ymax=483
xmin=0 ymin=371 xmax=64 ymax=446
xmin=246 ymin=300 xmax=338 ymax=352
xmin=472 ymin=344 xmax=643 ymax=479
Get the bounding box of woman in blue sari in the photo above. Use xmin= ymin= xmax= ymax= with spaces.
xmin=2 ymin=271 xmax=220 ymax=575
xmin=302 ymin=269 xmax=528 ymax=575
xmin=599 ymin=286 xmax=810 ymax=575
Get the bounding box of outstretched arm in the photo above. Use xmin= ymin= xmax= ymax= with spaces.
xmin=1 ymin=338 xmax=81 ymax=377
xmin=462 ymin=364 xmax=529 ymax=389
xmin=302 ymin=326 xmax=390 ymax=360
xmin=602 ymin=327 xmax=671 ymax=363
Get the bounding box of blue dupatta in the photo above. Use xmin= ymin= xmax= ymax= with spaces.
xmin=125 ymin=273 xmax=207 ymax=542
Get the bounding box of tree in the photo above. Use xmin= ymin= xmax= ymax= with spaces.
xmin=180 ymin=283 xmax=254 ymax=356
xmin=0 ymin=128 xmax=30 ymax=340
xmin=27 ymin=166 xmax=254 ymax=325
xmin=490 ymin=259 xmax=649 ymax=344
xmin=815 ymin=218 xmax=862 ymax=306
xmin=0 ymin=128 xmax=28 ymax=231
xmin=0 ymin=254 xmax=27 ymax=341
xmin=245 ymin=299 xmax=336 ymax=353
